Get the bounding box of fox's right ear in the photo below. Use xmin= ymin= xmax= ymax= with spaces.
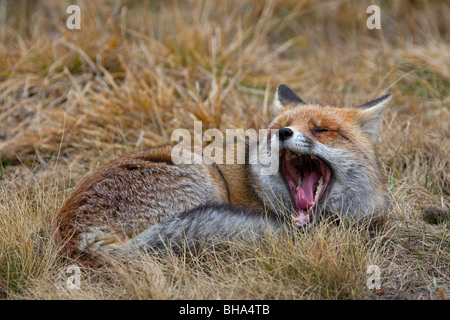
xmin=273 ymin=84 xmax=305 ymax=113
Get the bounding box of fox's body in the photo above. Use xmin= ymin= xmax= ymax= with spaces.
xmin=53 ymin=85 xmax=391 ymax=264
xmin=54 ymin=147 xmax=272 ymax=260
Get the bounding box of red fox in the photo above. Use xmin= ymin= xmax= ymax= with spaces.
xmin=53 ymin=85 xmax=391 ymax=264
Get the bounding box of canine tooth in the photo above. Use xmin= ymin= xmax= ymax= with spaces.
xmin=286 ymin=150 xmax=295 ymax=161
xmin=297 ymin=175 xmax=302 ymax=187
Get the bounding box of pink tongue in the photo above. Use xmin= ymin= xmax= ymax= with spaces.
xmin=295 ymin=171 xmax=319 ymax=210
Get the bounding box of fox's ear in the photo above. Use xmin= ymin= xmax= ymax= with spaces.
xmin=356 ymin=94 xmax=392 ymax=141
xmin=273 ymin=84 xmax=305 ymax=112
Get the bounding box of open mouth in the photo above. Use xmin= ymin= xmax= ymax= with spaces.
xmin=281 ymin=150 xmax=332 ymax=227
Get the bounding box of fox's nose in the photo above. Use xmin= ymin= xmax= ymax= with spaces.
xmin=278 ymin=127 xmax=294 ymax=141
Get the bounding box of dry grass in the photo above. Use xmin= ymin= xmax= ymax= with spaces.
xmin=0 ymin=0 xmax=448 ymax=300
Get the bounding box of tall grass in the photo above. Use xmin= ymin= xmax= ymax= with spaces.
xmin=0 ymin=0 xmax=448 ymax=299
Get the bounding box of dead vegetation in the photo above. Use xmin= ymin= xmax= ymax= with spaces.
xmin=0 ymin=0 xmax=448 ymax=300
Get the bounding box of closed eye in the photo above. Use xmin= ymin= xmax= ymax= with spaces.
xmin=313 ymin=128 xmax=329 ymax=134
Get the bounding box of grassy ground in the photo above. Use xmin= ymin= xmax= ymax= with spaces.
xmin=0 ymin=0 xmax=448 ymax=300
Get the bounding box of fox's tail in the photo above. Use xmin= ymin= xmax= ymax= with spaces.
xmin=130 ymin=203 xmax=287 ymax=253
xmin=76 ymin=204 xmax=288 ymax=263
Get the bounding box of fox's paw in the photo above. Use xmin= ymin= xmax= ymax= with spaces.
xmin=78 ymin=227 xmax=128 ymax=257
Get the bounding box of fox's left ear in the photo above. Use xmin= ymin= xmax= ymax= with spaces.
xmin=356 ymin=94 xmax=392 ymax=141
xmin=273 ymin=84 xmax=305 ymax=113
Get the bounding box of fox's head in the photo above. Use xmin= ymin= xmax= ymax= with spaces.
xmin=250 ymin=85 xmax=391 ymax=227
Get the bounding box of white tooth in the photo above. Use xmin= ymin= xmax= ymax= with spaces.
xmin=314 ymin=176 xmax=324 ymax=202
xmin=310 ymin=155 xmax=318 ymax=160
xmin=286 ymin=151 xmax=295 ymax=161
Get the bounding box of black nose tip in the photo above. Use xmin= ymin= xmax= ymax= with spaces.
xmin=278 ymin=127 xmax=294 ymax=141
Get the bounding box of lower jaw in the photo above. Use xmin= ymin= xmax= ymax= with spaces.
xmin=291 ymin=205 xmax=310 ymax=227
xmin=294 ymin=214 xmax=310 ymax=227
xmin=293 ymin=203 xmax=325 ymax=227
